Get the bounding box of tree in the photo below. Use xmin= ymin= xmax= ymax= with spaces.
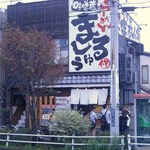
xmin=0 ymin=25 xmax=66 ymax=132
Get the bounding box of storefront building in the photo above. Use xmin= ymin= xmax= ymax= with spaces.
xmin=6 ymin=0 xmax=143 ymax=128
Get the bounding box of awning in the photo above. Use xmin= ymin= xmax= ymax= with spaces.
xmin=71 ymin=89 xmax=108 ymax=105
xmin=80 ymin=90 xmax=89 ymax=105
xmin=88 ymin=89 xmax=98 ymax=104
xmin=71 ymin=89 xmax=80 ymax=104
xmin=98 ymin=89 xmax=108 ymax=105
xmin=133 ymin=93 xmax=150 ymax=99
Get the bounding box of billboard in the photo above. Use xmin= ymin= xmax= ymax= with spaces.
xmin=119 ymin=10 xmax=140 ymax=43
xmin=69 ymin=0 xmax=111 ymax=72
xmin=69 ymin=0 xmax=141 ymax=73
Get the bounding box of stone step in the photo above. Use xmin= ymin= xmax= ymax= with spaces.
xmin=18 ymin=120 xmax=25 ymax=125
xmin=21 ymin=115 xmax=26 ymax=120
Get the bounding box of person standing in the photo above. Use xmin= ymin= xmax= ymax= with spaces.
xmin=119 ymin=105 xmax=131 ymax=135
xmin=100 ymin=104 xmax=111 ymax=131
xmin=89 ymin=106 xmax=98 ymax=136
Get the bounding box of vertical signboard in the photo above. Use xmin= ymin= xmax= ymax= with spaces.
xmin=69 ymin=0 xmax=111 ymax=72
xmin=119 ymin=10 xmax=140 ymax=43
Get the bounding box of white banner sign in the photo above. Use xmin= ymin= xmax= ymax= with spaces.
xmin=69 ymin=0 xmax=111 ymax=72
xmin=69 ymin=0 xmax=140 ymax=73
xmin=56 ymin=97 xmax=71 ymax=110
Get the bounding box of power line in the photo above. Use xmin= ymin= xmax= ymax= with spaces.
xmin=120 ymin=6 xmax=150 ymax=11
xmin=121 ymin=1 xmax=150 ymax=5
xmin=137 ymin=6 xmax=150 ymax=9
xmin=0 ymin=0 xmax=20 ymax=4
xmin=0 ymin=0 xmax=45 ymax=4
xmin=1 ymin=0 xmax=150 ymax=10
xmin=0 ymin=0 xmax=47 ymax=9
xmin=1 ymin=0 xmax=150 ymax=5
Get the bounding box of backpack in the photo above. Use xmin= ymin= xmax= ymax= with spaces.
xmin=100 ymin=111 xmax=107 ymax=126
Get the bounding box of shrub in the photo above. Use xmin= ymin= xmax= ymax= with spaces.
xmin=48 ymin=110 xmax=89 ymax=136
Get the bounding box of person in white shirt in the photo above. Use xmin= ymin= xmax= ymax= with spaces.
xmin=90 ymin=106 xmax=98 ymax=136
xmin=100 ymin=104 xmax=110 ymax=131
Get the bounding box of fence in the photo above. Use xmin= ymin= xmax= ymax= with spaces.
xmin=128 ymin=135 xmax=150 ymax=150
xmin=1 ymin=133 xmax=150 ymax=150
xmin=0 ymin=133 xmax=125 ymax=150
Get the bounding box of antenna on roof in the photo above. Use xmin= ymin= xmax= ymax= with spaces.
xmin=10 ymin=0 xmax=12 ymax=5
xmin=9 ymin=0 xmax=22 ymax=5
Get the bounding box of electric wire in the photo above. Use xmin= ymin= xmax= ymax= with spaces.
xmin=124 ymin=6 xmax=150 ymax=9
xmin=0 ymin=0 xmax=45 ymax=4
xmin=121 ymin=1 xmax=150 ymax=5
xmin=1 ymin=0 xmax=150 ymax=10
xmin=2 ymin=0 xmax=150 ymax=5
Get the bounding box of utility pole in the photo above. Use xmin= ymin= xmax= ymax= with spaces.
xmin=110 ymin=0 xmax=120 ymax=136
xmin=10 ymin=0 xmax=12 ymax=5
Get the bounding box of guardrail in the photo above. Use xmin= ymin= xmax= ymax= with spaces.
xmin=1 ymin=133 xmax=150 ymax=150
xmin=0 ymin=133 xmax=125 ymax=150
xmin=128 ymin=135 xmax=150 ymax=150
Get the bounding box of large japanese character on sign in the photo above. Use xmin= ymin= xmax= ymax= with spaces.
xmin=71 ymin=14 xmax=110 ymax=71
xmin=99 ymin=0 xmax=110 ymax=11
xmin=71 ymin=14 xmax=99 ymax=55
xmin=98 ymin=0 xmax=111 ymax=32
xmin=97 ymin=11 xmax=111 ymax=32
xmin=71 ymin=0 xmax=98 ymax=11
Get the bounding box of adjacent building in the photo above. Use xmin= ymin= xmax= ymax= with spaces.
xmin=140 ymin=52 xmax=150 ymax=92
xmin=0 ymin=8 xmax=7 ymax=125
xmin=133 ymin=52 xmax=150 ymax=139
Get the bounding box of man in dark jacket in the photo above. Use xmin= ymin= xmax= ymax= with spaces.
xmin=119 ymin=105 xmax=131 ymax=135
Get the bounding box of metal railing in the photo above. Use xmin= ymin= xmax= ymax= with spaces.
xmin=128 ymin=135 xmax=150 ymax=150
xmin=0 ymin=133 xmax=125 ymax=150
xmin=1 ymin=133 xmax=150 ymax=150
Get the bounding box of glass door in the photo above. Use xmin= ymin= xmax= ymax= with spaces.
xmin=136 ymin=99 xmax=150 ymax=142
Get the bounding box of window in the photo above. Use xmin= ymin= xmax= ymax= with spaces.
xmin=142 ymin=65 xmax=149 ymax=84
xmin=60 ymin=38 xmax=68 ymax=51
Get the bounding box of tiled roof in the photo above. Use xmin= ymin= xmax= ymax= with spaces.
xmin=58 ymin=74 xmax=111 ymax=85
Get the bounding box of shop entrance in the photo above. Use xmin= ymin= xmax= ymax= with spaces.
xmin=11 ymin=95 xmax=26 ymax=125
xmin=134 ymin=94 xmax=150 ymax=145
xmin=39 ymin=96 xmax=56 ymax=127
